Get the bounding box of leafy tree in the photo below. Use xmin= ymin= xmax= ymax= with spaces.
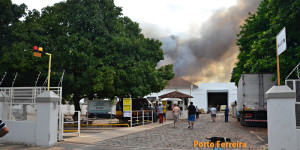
xmin=231 ymin=0 xmax=300 ymax=85
xmin=0 ymin=0 xmax=175 ymax=116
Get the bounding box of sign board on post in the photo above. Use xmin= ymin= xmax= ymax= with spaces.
xmin=276 ymin=27 xmax=287 ymax=56
xmin=275 ymin=27 xmax=287 ymax=85
xmin=123 ymin=98 xmax=132 ymax=117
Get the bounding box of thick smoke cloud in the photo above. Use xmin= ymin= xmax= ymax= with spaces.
xmin=144 ymin=0 xmax=261 ymax=83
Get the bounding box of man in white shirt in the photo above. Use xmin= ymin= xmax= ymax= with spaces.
xmin=210 ymin=106 xmax=217 ymax=122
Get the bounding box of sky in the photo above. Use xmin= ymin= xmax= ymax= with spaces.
xmin=12 ymin=0 xmax=261 ymax=84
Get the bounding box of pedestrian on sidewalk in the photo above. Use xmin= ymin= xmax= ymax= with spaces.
xmin=157 ymin=103 xmax=164 ymax=124
xmin=0 ymin=120 xmax=9 ymax=138
xmin=187 ymin=102 xmax=196 ymax=129
xmin=172 ymin=103 xmax=181 ymax=127
xmin=224 ymin=106 xmax=229 ymax=122
xmin=163 ymin=104 xmax=167 ymax=121
xmin=196 ymin=106 xmax=199 ymax=119
xmin=210 ymin=105 xmax=217 ymax=122
xmin=153 ymin=104 xmax=158 ymax=123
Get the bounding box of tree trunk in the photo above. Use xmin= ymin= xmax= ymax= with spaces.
xmin=72 ymin=93 xmax=81 ymax=121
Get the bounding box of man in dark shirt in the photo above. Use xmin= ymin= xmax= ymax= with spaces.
xmin=224 ymin=106 xmax=229 ymax=122
xmin=0 ymin=120 xmax=9 ymax=137
xmin=187 ymin=102 xmax=196 ymax=129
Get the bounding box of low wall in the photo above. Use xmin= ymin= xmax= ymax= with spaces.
xmin=61 ymin=104 xmax=87 ymax=115
xmin=0 ymin=121 xmax=36 ymax=144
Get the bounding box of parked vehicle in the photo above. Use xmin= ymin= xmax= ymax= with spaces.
xmin=237 ymin=73 xmax=276 ymax=126
xmin=88 ymin=100 xmax=115 ymax=119
xmin=116 ymin=98 xmax=151 ymax=123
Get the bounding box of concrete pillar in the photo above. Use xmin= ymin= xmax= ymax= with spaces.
xmin=0 ymin=91 xmax=10 ymax=120
xmin=35 ymin=91 xmax=59 ymax=146
xmin=265 ymin=85 xmax=297 ymax=150
xmin=0 ymin=91 xmax=4 ymax=119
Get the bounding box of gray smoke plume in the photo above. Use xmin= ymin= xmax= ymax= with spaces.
xmin=143 ymin=0 xmax=261 ymax=83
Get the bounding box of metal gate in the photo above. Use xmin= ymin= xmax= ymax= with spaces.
xmin=0 ymin=87 xmax=63 ymax=140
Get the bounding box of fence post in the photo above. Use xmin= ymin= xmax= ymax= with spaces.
xmin=61 ymin=111 xmax=64 ymax=140
xmin=130 ymin=112 xmax=132 ymax=127
xmin=35 ymin=91 xmax=60 ymax=146
xmin=265 ymin=85 xmax=297 ymax=150
xmin=137 ymin=111 xmax=139 ymax=124
xmin=152 ymin=110 xmax=153 ymax=123
xmin=142 ymin=111 xmax=144 ymax=125
xmin=78 ymin=111 xmax=80 ymax=136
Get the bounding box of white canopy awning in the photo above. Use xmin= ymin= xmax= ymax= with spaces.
xmin=161 ymin=98 xmax=183 ymax=101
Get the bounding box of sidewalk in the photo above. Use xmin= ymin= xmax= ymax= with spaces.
xmin=0 ymin=120 xmax=173 ymax=149
xmin=63 ymin=120 xmax=173 ymax=145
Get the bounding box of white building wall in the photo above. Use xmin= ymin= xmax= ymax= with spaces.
xmin=146 ymin=82 xmax=237 ymax=113
xmin=195 ymin=83 xmax=237 ymax=112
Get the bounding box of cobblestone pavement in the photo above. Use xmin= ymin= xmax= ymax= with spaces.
xmin=93 ymin=114 xmax=268 ymax=150
xmin=0 ymin=114 xmax=268 ymax=150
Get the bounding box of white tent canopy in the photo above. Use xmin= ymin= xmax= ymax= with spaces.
xmin=161 ymin=98 xmax=183 ymax=101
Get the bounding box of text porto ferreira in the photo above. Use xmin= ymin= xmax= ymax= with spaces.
xmin=194 ymin=140 xmax=247 ymax=149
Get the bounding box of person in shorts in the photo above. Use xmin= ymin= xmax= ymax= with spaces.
xmin=0 ymin=120 xmax=9 ymax=137
xmin=187 ymin=102 xmax=196 ymax=129
xmin=172 ymin=103 xmax=181 ymax=127
xmin=211 ymin=105 xmax=217 ymax=122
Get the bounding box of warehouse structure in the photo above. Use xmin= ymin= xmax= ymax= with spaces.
xmin=146 ymin=77 xmax=237 ymax=113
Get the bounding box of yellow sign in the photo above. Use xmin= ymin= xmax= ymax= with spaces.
xmin=123 ymin=98 xmax=132 ymax=117
xmin=123 ymin=98 xmax=131 ymax=105
xmin=162 ymin=101 xmax=167 ymax=106
xmin=123 ymin=105 xmax=131 ymax=111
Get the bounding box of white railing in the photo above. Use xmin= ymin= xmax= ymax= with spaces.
xmin=130 ymin=110 xmax=153 ymax=127
xmin=61 ymin=111 xmax=80 ymax=140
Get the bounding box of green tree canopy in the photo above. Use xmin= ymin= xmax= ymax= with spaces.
xmin=231 ymin=0 xmax=300 ymax=85
xmin=0 ymin=0 xmax=175 ymax=112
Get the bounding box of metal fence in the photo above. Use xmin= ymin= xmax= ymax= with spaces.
xmin=130 ymin=110 xmax=153 ymax=127
xmin=285 ymin=79 xmax=300 ymax=129
xmin=0 ymin=87 xmax=63 ymax=140
xmin=61 ymin=111 xmax=80 ymax=139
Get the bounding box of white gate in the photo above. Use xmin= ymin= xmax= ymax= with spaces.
xmin=0 ymin=87 xmax=63 ymax=140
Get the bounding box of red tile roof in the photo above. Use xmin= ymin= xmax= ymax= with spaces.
xmin=166 ymin=77 xmax=198 ymax=89
xmin=159 ymin=91 xmax=193 ymax=99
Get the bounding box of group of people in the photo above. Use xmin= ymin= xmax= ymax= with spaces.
xmin=210 ymin=105 xmax=229 ymax=123
xmin=153 ymin=103 xmax=167 ymax=124
xmin=173 ymin=102 xmax=230 ymax=128
xmin=153 ymin=102 xmax=230 ymax=128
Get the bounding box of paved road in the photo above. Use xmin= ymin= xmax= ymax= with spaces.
xmin=0 ymin=114 xmax=268 ymax=150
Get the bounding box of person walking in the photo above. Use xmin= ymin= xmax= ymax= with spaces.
xmin=196 ymin=106 xmax=199 ymax=119
xmin=0 ymin=120 xmax=9 ymax=138
xmin=172 ymin=103 xmax=181 ymax=127
xmin=163 ymin=104 xmax=167 ymax=121
xmin=187 ymin=102 xmax=196 ymax=129
xmin=224 ymin=106 xmax=229 ymax=122
xmin=211 ymin=105 xmax=217 ymax=122
xmin=153 ymin=104 xmax=157 ymax=123
xmin=157 ymin=103 xmax=164 ymax=124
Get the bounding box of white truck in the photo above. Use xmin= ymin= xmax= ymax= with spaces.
xmin=87 ymin=100 xmax=115 ymax=119
xmin=237 ymin=73 xmax=276 ymax=126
